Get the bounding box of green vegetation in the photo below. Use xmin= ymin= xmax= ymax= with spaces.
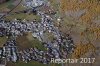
xmin=0 ymin=36 xmax=7 ymax=47
xmin=7 ymin=4 xmax=15 ymax=9
xmin=0 ymin=0 xmax=14 ymax=12
xmin=16 ymin=33 xmax=46 ymax=50
xmin=0 ymin=0 xmax=41 ymax=21
xmin=5 ymin=3 xmax=40 ymax=21
xmin=5 ymin=13 xmax=41 ymax=21
xmin=8 ymin=61 xmax=61 ymax=66
xmin=14 ymin=61 xmax=47 ymax=66
xmin=29 ymin=38 xmax=46 ymax=51
xmin=27 ymin=33 xmax=46 ymax=51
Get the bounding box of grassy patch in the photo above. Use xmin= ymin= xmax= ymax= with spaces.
xmin=16 ymin=33 xmax=46 ymax=51
xmin=7 ymin=4 xmax=15 ymax=9
xmin=27 ymin=32 xmax=46 ymax=51
xmin=0 ymin=36 xmax=7 ymax=47
xmin=5 ymin=13 xmax=40 ymax=21
xmin=7 ymin=61 xmax=61 ymax=66
xmin=15 ymin=61 xmax=48 ymax=66
xmin=0 ymin=0 xmax=40 ymax=21
xmin=0 ymin=0 xmax=14 ymax=12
